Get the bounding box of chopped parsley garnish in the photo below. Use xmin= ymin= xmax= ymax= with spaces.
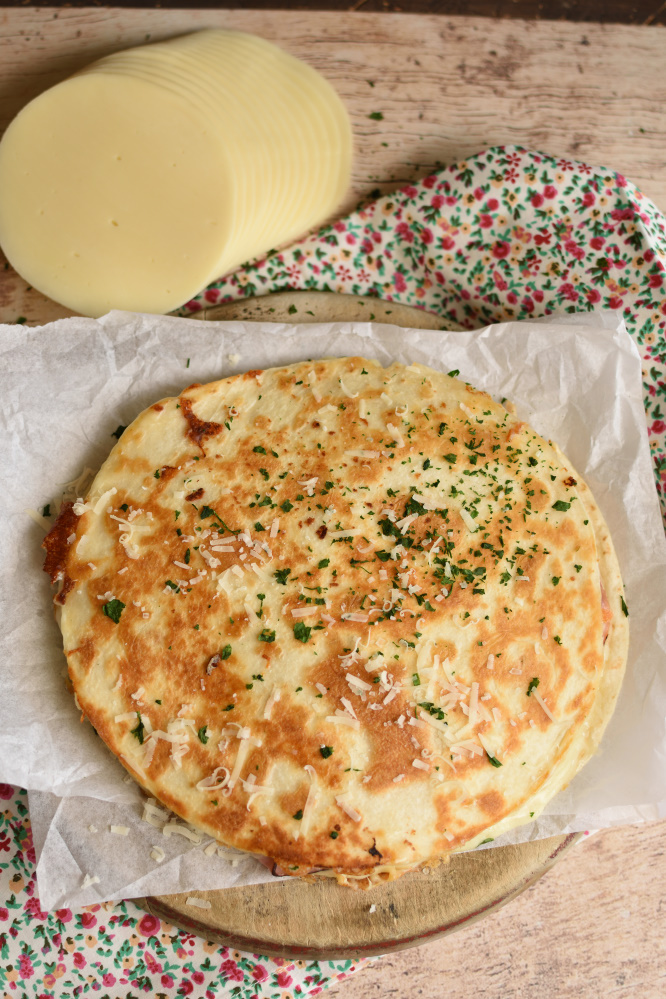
xmin=223 ymin=704 xmax=235 ymax=711
xmin=293 ymin=621 xmax=311 ymax=643
xmin=526 ymin=677 xmax=540 ymax=696
xmin=259 ymin=468 xmax=269 ymax=480
xmin=130 ymin=713 xmax=145 ymax=744
xmin=552 ymin=576 xmax=560 ymax=586
xmin=320 ymin=746 xmax=334 ymax=758
xmin=42 ymin=504 xmax=51 ymax=517
xmin=253 ymin=445 xmax=267 ymax=454
xmin=259 ymin=628 xmax=275 ymax=643
xmin=422 ymin=458 xmax=431 ymax=470
xmin=330 ymin=830 xmax=339 ymax=839
xmin=274 ymin=568 xmax=291 ymax=585
xmin=574 ymin=564 xmax=582 ymax=572
xmin=554 ymin=635 xmax=562 ymax=645
xmin=165 ymin=580 xmax=179 ymax=592
xmin=443 ymin=453 xmax=457 ymax=464
xmin=412 ymin=672 xmax=421 ymax=686
xmin=368 ymin=110 xmax=384 ymax=120
xmin=102 ymin=599 xmax=125 ymax=623
xmin=487 ymin=756 xmax=502 ymax=768
xmin=200 ymin=505 xmax=217 ymax=519
xmin=254 ymin=522 xmax=265 ymax=531
xmin=318 ymin=558 xmax=330 ymax=569
xmin=281 ymin=499 xmax=294 ymax=513
xmin=197 ymin=726 xmax=209 ymax=744
xmin=447 ymin=369 xmax=460 ymax=377
xmin=292 ymin=810 xmax=303 ymax=820
xmin=184 ymin=548 xmax=190 ymax=564
xmin=552 ymin=500 xmax=571 ymax=512
xmin=153 ymin=469 xmax=160 ymax=479
xmin=111 ymin=425 xmax=126 ymax=439
xmin=621 ymin=596 xmax=629 ymax=617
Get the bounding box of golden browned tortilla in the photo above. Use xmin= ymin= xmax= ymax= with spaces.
xmin=43 ymin=357 xmax=629 ymax=886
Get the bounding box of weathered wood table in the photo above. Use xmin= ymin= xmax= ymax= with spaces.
xmin=1 ymin=7 xmax=665 ymax=997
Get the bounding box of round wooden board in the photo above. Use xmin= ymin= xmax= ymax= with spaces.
xmin=138 ymin=291 xmax=579 ymax=960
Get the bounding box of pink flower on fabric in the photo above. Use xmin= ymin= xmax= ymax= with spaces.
xmin=80 ymin=912 xmax=96 ymax=929
xmin=393 ymin=271 xmax=407 ymax=292
xmin=534 ymin=232 xmax=551 ymax=246
xmin=161 ymin=974 xmax=175 ymax=987
xmin=19 ymin=954 xmax=34 ymax=978
xmin=441 ymin=236 xmax=455 ymax=250
xmin=617 ymin=173 xmax=628 ymax=187
xmin=0 ymin=784 xmax=14 ymax=799
xmin=102 ymin=973 xmax=116 ymax=986
xmin=479 ymin=214 xmax=493 ymax=229
xmin=649 ymin=273 xmax=663 ymax=288
xmin=396 ymin=222 xmax=414 ymax=243
xmin=493 ymin=272 xmax=508 ymax=291
xmin=203 ymin=289 xmax=220 ymax=303
xmin=507 ymin=292 xmax=518 ymax=305
xmin=504 ymin=168 xmax=518 ymax=182
xmin=582 ymin=191 xmax=596 ymax=206
xmin=431 ymin=195 xmax=444 ymax=209
xmin=55 ymin=909 xmax=72 ymax=923
xmin=532 ymin=289 xmax=544 ymax=302
xmin=277 ymin=971 xmax=293 ymax=987
xmin=0 ymin=833 xmax=10 ymax=852
xmin=474 ymin=187 xmax=484 ymax=200
xmin=644 ymin=248 xmax=655 ymax=262
xmin=590 ymin=236 xmax=605 ymax=249
xmin=491 ymin=241 xmax=510 ymax=259
xmin=531 ymin=193 xmax=544 ymax=208
xmin=608 ymin=295 xmax=624 ymax=309
xmin=564 ymin=240 xmax=585 ymax=261
xmin=178 ymin=980 xmax=193 ymax=995
xmin=24 ymin=897 xmax=48 ymax=921
xmin=333 ymin=221 xmax=346 ymax=232
xmin=422 ymin=175 xmax=437 ymax=188
xmin=252 ymin=964 xmax=269 ymax=982
xmin=543 ymin=185 xmax=557 ymax=199
xmin=487 ymin=198 xmax=499 ymax=211
xmin=192 ymin=971 xmax=205 ymax=985
xmin=0 ymin=907 xmax=9 ymax=920
xmin=73 ymin=952 xmax=86 ymax=969
xmin=651 ymin=420 xmax=666 ymax=434
xmin=220 ymin=959 xmax=244 ymax=982
xmin=421 ymin=227 xmax=434 ymax=244
xmin=137 ymin=914 xmax=160 ymax=937
xmin=560 ymin=283 xmax=578 ymax=301
xmin=586 ymin=288 xmax=602 ymax=304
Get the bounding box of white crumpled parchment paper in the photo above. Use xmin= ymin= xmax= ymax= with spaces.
xmin=0 ymin=309 xmax=665 ymax=910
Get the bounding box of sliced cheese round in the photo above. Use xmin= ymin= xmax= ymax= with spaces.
xmin=0 ymin=30 xmax=352 ymax=317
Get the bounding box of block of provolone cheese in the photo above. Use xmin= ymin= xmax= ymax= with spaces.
xmin=0 ymin=30 xmax=351 ymax=317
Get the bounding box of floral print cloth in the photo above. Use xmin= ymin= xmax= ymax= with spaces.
xmin=183 ymin=145 xmax=666 ymax=524
xmin=0 ymin=786 xmax=368 ymax=997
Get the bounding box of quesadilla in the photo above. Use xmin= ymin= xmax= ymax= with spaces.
xmin=43 ymin=356 xmax=628 ymax=885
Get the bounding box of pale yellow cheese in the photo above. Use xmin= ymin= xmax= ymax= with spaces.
xmin=0 ymin=30 xmax=351 ymax=317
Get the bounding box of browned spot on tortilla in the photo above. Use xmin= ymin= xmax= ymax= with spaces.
xmin=316 ymin=525 xmax=327 ymax=539
xmin=179 ymin=395 xmax=224 ymax=450
xmin=42 ymin=501 xmax=79 ymax=604
xmin=186 ymin=488 xmax=204 ymax=501
xmin=152 ymin=404 xmax=164 ymax=412
xmin=564 ymin=476 xmax=577 ymax=487
xmin=476 ymin=789 xmax=506 ymax=818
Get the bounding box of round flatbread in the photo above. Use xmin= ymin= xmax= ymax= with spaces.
xmin=43 ymin=357 xmax=628 ymax=885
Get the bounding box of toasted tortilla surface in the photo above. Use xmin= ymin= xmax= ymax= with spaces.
xmin=44 ymin=357 xmax=628 ymax=885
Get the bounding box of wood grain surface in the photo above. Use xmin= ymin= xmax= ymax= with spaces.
xmin=0 ymin=9 xmax=665 ymax=325
xmin=330 ymin=821 xmax=666 ymax=999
